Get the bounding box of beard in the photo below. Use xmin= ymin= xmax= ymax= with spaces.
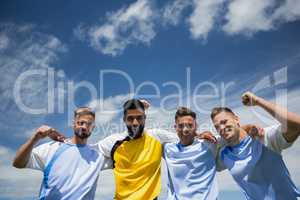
xmin=127 ymin=124 xmax=145 ymax=139
xmin=74 ymin=128 xmax=91 ymax=139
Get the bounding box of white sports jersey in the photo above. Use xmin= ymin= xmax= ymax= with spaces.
xmin=26 ymin=140 xmax=112 ymax=200
xmin=221 ymin=124 xmax=300 ymax=200
xmin=164 ymin=139 xmax=219 ymax=200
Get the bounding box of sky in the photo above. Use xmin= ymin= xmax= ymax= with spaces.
xmin=0 ymin=0 xmax=300 ymax=199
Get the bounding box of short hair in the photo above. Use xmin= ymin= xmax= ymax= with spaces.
xmin=175 ymin=107 xmax=196 ymax=121
xmin=210 ymin=107 xmax=235 ymax=120
xmin=74 ymin=107 xmax=95 ymax=119
xmin=123 ymin=99 xmax=145 ymax=116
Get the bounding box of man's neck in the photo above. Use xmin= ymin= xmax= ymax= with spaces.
xmin=180 ymin=138 xmax=194 ymax=146
xmin=128 ymin=130 xmax=144 ymax=139
xmin=230 ymin=128 xmax=247 ymax=146
xmin=71 ymin=136 xmax=87 ymax=145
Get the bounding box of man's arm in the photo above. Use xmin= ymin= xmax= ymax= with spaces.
xmin=242 ymin=91 xmax=300 ymax=143
xmin=12 ymin=125 xmax=64 ymax=168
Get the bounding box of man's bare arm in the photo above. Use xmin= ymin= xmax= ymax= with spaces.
xmin=242 ymin=91 xmax=300 ymax=143
xmin=12 ymin=125 xmax=65 ymax=168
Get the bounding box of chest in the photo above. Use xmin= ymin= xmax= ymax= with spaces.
xmin=114 ymin=134 xmax=162 ymax=169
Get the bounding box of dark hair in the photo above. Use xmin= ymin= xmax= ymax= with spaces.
xmin=74 ymin=107 xmax=95 ymax=119
xmin=175 ymin=107 xmax=196 ymax=121
xmin=123 ymin=99 xmax=145 ymax=116
xmin=210 ymin=107 xmax=235 ymax=120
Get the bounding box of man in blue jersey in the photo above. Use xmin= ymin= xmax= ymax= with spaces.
xmin=13 ymin=107 xmax=112 ymax=200
xmin=163 ymin=106 xmax=219 ymax=200
xmin=211 ymin=91 xmax=300 ymax=200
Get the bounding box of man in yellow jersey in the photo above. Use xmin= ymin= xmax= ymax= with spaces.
xmin=98 ymin=99 xmax=179 ymax=200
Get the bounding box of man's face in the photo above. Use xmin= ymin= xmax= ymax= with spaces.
xmin=212 ymin=111 xmax=240 ymax=145
xmin=124 ymin=109 xmax=146 ymax=138
xmin=175 ymin=116 xmax=197 ymax=145
xmin=73 ymin=115 xmax=95 ymax=139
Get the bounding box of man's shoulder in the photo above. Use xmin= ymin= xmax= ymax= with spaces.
xmin=99 ymin=132 xmax=128 ymax=143
xmin=263 ymin=123 xmax=292 ymax=153
xmin=96 ymin=132 xmax=128 ymax=157
xmin=164 ymin=141 xmax=177 ymax=149
xmin=146 ymin=128 xmax=178 ymax=144
xmin=34 ymin=140 xmax=61 ymax=151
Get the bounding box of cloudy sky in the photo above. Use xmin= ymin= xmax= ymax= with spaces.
xmin=1 ymin=0 xmax=300 ymax=199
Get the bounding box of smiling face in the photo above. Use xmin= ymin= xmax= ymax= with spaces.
xmin=175 ymin=115 xmax=197 ymax=146
xmin=212 ymin=111 xmax=240 ymax=146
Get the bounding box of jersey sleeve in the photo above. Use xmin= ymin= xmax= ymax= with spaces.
xmin=147 ymin=129 xmax=178 ymax=144
xmin=203 ymin=137 xmax=226 ymax=172
xmin=263 ymin=124 xmax=293 ymax=154
xmin=101 ymin=156 xmax=113 ymax=170
xmin=97 ymin=133 xmax=126 ymax=158
xmin=25 ymin=141 xmax=58 ymax=171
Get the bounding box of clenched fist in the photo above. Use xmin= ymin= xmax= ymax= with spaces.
xmin=34 ymin=125 xmax=65 ymax=142
xmin=242 ymin=92 xmax=259 ymax=106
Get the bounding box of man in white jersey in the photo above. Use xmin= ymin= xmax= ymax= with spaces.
xmin=13 ymin=107 xmax=112 ymax=200
xmin=211 ymin=91 xmax=300 ymax=200
xmin=163 ymin=107 xmax=219 ymax=200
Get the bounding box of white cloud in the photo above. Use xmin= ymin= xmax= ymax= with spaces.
xmin=0 ymin=23 xmax=67 ymax=139
xmin=0 ymin=33 xmax=9 ymax=50
xmin=0 ymin=23 xmax=70 ymax=197
xmin=162 ymin=0 xmax=192 ymax=26
xmin=0 ymin=145 xmax=42 ymax=199
xmin=223 ymin=0 xmax=274 ymax=35
xmin=188 ymin=0 xmax=224 ymax=40
xmin=186 ymin=0 xmax=300 ymax=38
xmin=75 ymin=0 xmax=300 ymax=53
xmin=79 ymin=0 xmax=156 ymax=56
xmin=89 ymin=93 xmax=133 ymax=126
xmin=272 ymin=0 xmax=300 ymax=23
xmin=223 ymin=0 xmax=300 ymax=36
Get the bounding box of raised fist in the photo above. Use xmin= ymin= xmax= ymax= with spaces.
xmin=242 ymin=91 xmax=259 ymax=106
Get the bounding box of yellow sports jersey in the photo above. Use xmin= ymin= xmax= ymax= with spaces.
xmin=112 ymin=132 xmax=162 ymax=200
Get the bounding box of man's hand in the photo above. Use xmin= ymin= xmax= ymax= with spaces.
xmin=242 ymin=124 xmax=264 ymax=139
xmin=13 ymin=125 xmax=65 ymax=169
xmin=195 ymin=131 xmax=217 ymax=144
xmin=34 ymin=125 xmax=65 ymax=142
xmin=140 ymin=99 xmax=151 ymax=110
xmin=242 ymin=91 xmax=260 ymax=106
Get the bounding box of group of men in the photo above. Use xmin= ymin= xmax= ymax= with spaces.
xmin=13 ymin=91 xmax=300 ymax=200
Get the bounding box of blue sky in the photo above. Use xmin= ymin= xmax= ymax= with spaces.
xmin=1 ymin=0 xmax=300 ymax=199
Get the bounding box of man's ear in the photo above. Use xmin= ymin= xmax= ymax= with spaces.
xmin=72 ymin=120 xmax=76 ymax=129
xmin=91 ymin=122 xmax=96 ymax=131
xmin=234 ymin=115 xmax=241 ymax=126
